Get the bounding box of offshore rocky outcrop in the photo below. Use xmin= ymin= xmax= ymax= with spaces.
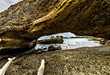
xmin=0 ymin=0 xmax=110 ymax=53
xmin=37 ymin=36 xmax=63 ymax=44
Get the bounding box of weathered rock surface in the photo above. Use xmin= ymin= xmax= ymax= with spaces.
xmin=0 ymin=46 xmax=109 ymax=75
xmin=28 ymin=45 xmax=62 ymax=54
xmin=0 ymin=0 xmax=110 ymax=53
xmin=37 ymin=36 xmax=63 ymax=44
xmin=48 ymin=45 xmax=62 ymax=51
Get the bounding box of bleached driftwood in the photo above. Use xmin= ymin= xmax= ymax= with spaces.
xmin=37 ymin=59 xmax=45 ymax=75
xmin=0 ymin=57 xmax=16 ymax=75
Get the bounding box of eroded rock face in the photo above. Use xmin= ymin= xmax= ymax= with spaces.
xmin=0 ymin=0 xmax=110 ymax=53
xmin=37 ymin=36 xmax=63 ymax=44
xmin=0 ymin=0 xmax=59 ymax=53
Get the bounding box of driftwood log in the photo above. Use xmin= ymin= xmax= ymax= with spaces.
xmin=0 ymin=0 xmax=110 ymax=53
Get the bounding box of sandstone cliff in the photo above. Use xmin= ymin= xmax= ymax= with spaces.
xmin=0 ymin=0 xmax=110 ymax=53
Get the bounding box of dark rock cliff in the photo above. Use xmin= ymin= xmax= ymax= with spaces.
xmin=0 ymin=0 xmax=110 ymax=53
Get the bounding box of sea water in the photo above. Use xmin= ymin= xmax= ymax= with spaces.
xmin=35 ymin=37 xmax=102 ymax=50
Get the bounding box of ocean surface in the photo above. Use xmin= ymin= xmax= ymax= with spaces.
xmin=35 ymin=32 xmax=102 ymax=50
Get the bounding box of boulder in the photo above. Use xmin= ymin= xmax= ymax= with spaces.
xmin=86 ymin=36 xmax=107 ymax=44
xmin=37 ymin=36 xmax=64 ymax=44
xmin=0 ymin=0 xmax=110 ymax=53
xmin=48 ymin=45 xmax=62 ymax=51
xmin=28 ymin=45 xmax=62 ymax=54
xmin=30 ymin=48 xmax=45 ymax=54
xmin=105 ymin=40 xmax=110 ymax=45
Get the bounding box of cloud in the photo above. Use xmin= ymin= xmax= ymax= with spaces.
xmin=0 ymin=0 xmax=22 ymax=12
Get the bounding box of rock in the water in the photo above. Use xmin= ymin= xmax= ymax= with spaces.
xmin=31 ymin=48 xmax=45 ymax=54
xmin=37 ymin=36 xmax=64 ymax=44
xmin=48 ymin=45 xmax=62 ymax=51
xmin=0 ymin=0 xmax=110 ymax=53
xmin=105 ymin=40 xmax=110 ymax=45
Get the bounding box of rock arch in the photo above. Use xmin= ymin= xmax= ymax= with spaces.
xmin=0 ymin=0 xmax=110 ymax=53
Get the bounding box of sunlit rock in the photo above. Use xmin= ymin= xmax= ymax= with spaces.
xmin=0 ymin=0 xmax=110 ymax=53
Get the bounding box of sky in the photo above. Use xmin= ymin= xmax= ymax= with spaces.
xmin=0 ymin=0 xmax=22 ymax=12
